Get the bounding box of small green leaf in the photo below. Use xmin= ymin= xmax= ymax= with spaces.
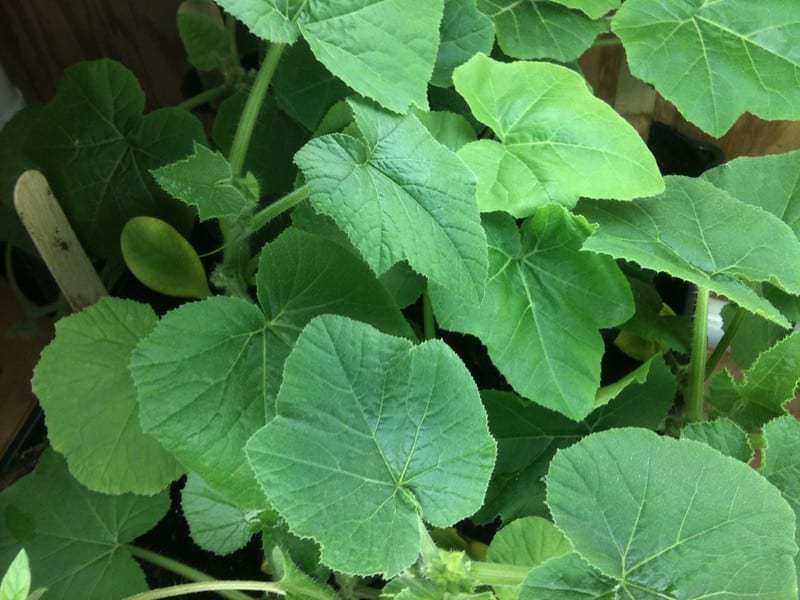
xmin=131 ymin=228 xmax=413 ymax=509
xmin=0 ymin=549 xmax=30 ymax=600
xmin=580 ymin=176 xmax=800 ymax=327
xmin=177 ymin=0 xmax=230 ymax=71
xmin=246 ymin=315 xmax=497 ymax=577
xmin=723 ymin=304 xmax=790 ymax=370
xmin=549 ymin=0 xmax=619 ymax=19
xmin=121 ymin=216 xmax=211 ymax=299
xmin=453 ymin=54 xmax=663 ymax=216
xmin=31 ymin=297 xmax=182 ymax=495
xmin=708 ymin=331 xmax=800 ymax=432
xmin=296 ymin=98 xmax=488 ymax=302
xmin=432 ymin=0 xmax=494 ymax=87
xmin=519 ymin=552 xmax=616 ymax=600
xmin=477 ymin=1 xmax=606 ymax=61
xmin=25 ymin=60 xmax=204 ymax=261
xmin=547 ymin=428 xmax=798 ymax=598
xmin=430 ymin=208 xmax=633 ymax=420
xmin=612 ymin=0 xmax=800 ymax=136
xmin=681 ymin=418 xmax=753 ymax=462
xmin=181 ymin=473 xmax=263 ymax=555
xmin=152 ymin=143 xmax=255 ymax=221
xmin=488 ymin=517 xmax=572 ymax=600
xmin=410 ymin=109 xmax=477 ymax=152
xmin=0 ymin=450 xmax=170 ymax=599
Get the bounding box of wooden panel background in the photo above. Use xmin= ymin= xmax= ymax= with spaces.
xmin=0 ymin=1 xmax=188 ymax=109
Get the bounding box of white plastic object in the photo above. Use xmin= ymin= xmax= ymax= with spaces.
xmin=0 ymin=62 xmax=24 ymax=131
xmin=707 ymin=295 xmax=727 ymax=348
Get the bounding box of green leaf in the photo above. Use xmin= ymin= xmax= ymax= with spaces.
xmin=432 ymin=0 xmax=494 ymax=87
xmin=0 ymin=550 xmax=30 ymax=600
xmin=131 ymin=228 xmax=413 ymax=509
xmin=0 ymin=450 xmax=170 ymax=599
xmin=723 ymin=304 xmax=790 ymax=370
xmin=762 ymin=416 xmax=800 ymax=590
xmin=295 ymin=98 xmax=488 ymax=302
xmin=453 ymin=54 xmax=663 ymax=216
xmin=488 ymin=517 xmax=572 ymax=600
xmin=549 ymin=0 xmax=619 ymax=19
xmin=181 ymin=473 xmax=263 ymax=555
xmin=25 ymin=60 xmax=205 ymax=261
xmin=612 ymin=0 xmax=800 ymax=136
xmin=273 ymin=41 xmax=351 ymax=131
xmin=681 ymin=417 xmax=753 ymax=462
xmin=477 ymin=1 xmax=606 ymax=61
xmin=213 ymin=91 xmax=306 ymax=196
xmin=410 ymin=109 xmax=477 ymax=152
xmin=475 ymin=356 xmax=675 ymax=523
xmin=708 ymin=331 xmax=800 ymax=432
xmin=269 ymin=548 xmax=338 ymax=600
xmin=31 ymin=297 xmax=182 ymax=495
xmin=121 ymin=216 xmax=211 ymax=299
xmin=430 ymin=208 xmax=633 ymax=420
xmin=177 ymin=0 xmax=230 ymax=71
xmin=519 ymin=552 xmax=617 ymax=600
xmin=580 ymin=176 xmax=800 ymax=327
xmin=152 ymin=143 xmax=256 ymax=221
xmin=0 ymin=106 xmax=40 ymax=253
xmin=547 ymin=428 xmax=798 ymax=598
xmin=212 ymin=0 xmax=304 ymax=43
xmin=246 ymin=315 xmax=497 ymax=577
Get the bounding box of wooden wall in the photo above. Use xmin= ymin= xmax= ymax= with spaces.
xmin=0 ymin=1 xmax=188 ymax=109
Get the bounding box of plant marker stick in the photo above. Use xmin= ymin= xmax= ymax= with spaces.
xmin=13 ymin=170 xmax=107 ymax=311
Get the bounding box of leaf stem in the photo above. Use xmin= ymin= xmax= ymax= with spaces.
xmin=422 ymin=290 xmax=436 ymax=340
xmin=248 ymin=185 xmax=310 ymax=234
xmin=470 ymin=561 xmax=532 ymax=587
xmin=175 ymin=83 xmax=229 ymax=111
xmin=228 ymin=42 xmax=286 ymax=179
xmin=685 ymin=286 xmax=710 ymax=422
xmin=705 ymin=305 xmax=744 ymax=379
xmin=121 ymin=580 xmax=284 ymax=600
xmin=124 ymin=545 xmax=254 ymax=600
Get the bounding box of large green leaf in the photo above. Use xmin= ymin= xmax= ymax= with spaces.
xmin=477 ymin=1 xmax=606 ymax=62
xmin=475 ymin=355 xmax=674 ymax=523
xmin=31 ymin=297 xmax=182 ymax=495
xmin=580 ymin=176 xmax=800 ymax=327
xmin=0 ymin=106 xmax=39 ymax=253
xmin=549 ymin=0 xmax=619 ymax=19
xmin=432 ymin=0 xmax=495 ymax=87
xmin=295 ymin=98 xmax=488 ymax=302
xmin=0 ymin=450 xmax=170 ymax=599
xmin=216 ymin=0 xmax=442 ymax=112
xmin=519 ymin=552 xmax=617 ymax=600
xmin=612 ymin=0 xmax=800 ymax=136
xmin=453 ymin=54 xmax=663 ymax=216
xmin=708 ymin=331 xmax=800 ymax=432
xmin=246 ymin=315 xmax=497 ymax=577
xmin=131 ymin=228 xmax=412 ymax=509
xmin=547 ymin=428 xmax=798 ymax=598
xmin=430 ymin=208 xmax=633 ymax=420
xmin=25 ymin=60 xmax=204 ymax=260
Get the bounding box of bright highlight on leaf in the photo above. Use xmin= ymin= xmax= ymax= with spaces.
xmin=613 ymin=0 xmax=800 ymax=136
xmin=32 ymin=297 xmax=183 ymax=495
xmin=0 ymin=549 xmax=31 ymax=600
xmin=246 ymin=315 xmax=497 ymax=577
xmin=546 ymin=428 xmax=798 ymax=599
xmin=430 ymin=207 xmax=633 ymax=421
xmin=295 ymin=98 xmax=488 ymax=302
xmin=453 ymin=54 xmax=663 ymax=216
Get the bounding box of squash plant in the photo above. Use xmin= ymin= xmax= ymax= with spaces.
xmin=2 ymin=0 xmax=800 ymax=598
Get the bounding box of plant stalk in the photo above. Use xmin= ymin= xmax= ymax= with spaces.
xmin=422 ymin=291 xmax=436 ymax=340
xmin=248 ymin=185 xmax=310 ymax=234
xmin=228 ymin=42 xmax=286 ymax=179
xmin=470 ymin=561 xmax=532 ymax=587
xmin=217 ymin=218 xmax=253 ymax=299
xmin=685 ymin=286 xmax=711 ymax=422
xmin=705 ymin=305 xmax=745 ymax=379
xmin=175 ymin=83 xmax=229 ymax=111
xmin=124 ymin=545 xmax=254 ymax=600
xmin=122 ymin=580 xmax=284 ymax=600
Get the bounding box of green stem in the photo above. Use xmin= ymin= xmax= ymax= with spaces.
xmin=121 ymin=580 xmax=284 ymax=600
xmin=470 ymin=561 xmax=532 ymax=587
xmin=175 ymin=83 xmax=229 ymax=111
xmin=422 ymin=291 xmax=436 ymax=340
xmin=685 ymin=286 xmax=711 ymax=423
xmin=705 ymin=305 xmax=745 ymax=379
xmin=217 ymin=218 xmax=252 ymax=299
xmin=124 ymin=545 xmax=254 ymax=600
xmin=228 ymin=42 xmax=286 ymax=179
xmin=247 ymin=185 xmax=310 ymax=234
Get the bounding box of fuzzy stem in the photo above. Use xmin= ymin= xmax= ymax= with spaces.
xmin=175 ymin=84 xmax=229 ymax=111
xmin=247 ymin=185 xmax=310 ymax=234
xmin=470 ymin=561 xmax=532 ymax=587
xmin=705 ymin=305 xmax=745 ymax=379
xmin=685 ymin=286 xmax=711 ymax=422
xmin=228 ymin=42 xmax=286 ymax=179
xmin=121 ymin=580 xmax=284 ymax=600
xmin=124 ymin=545 xmax=253 ymax=600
